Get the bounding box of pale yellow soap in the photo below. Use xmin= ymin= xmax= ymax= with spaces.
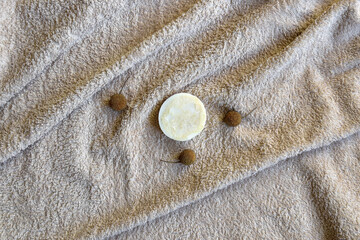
xmin=158 ymin=93 xmax=206 ymax=141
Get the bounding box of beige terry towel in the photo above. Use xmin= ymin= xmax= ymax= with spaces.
xmin=114 ymin=131 xmax=360 ymax=239
xmin=0 ymin=0 xmax=359 ymax=239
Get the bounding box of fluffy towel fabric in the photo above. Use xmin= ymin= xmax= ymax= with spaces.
xmin=0 ymin=0 xmax=359 ymax=239
xmin=114 ymin=132 xmax=360 ymax=239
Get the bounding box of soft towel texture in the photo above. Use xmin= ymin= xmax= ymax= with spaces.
xmin=113 ymin=132 xmax=360 ymax=239
xmin=0 ymin=0 xmax=359 ymax=239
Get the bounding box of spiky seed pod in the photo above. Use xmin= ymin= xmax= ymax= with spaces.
xmin=109 ymin=94 xmax=127 ymax=111
xmin=223 ymin=111 xmax=241 ymax=127
xmin=178 ymin=149 xmax=196 ymax=165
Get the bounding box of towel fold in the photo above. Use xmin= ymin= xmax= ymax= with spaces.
xmin=0 ymin=0 xmax=359 ymax=239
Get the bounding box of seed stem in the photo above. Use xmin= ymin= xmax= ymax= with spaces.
xmin=243 ymin=105 xmax=258 ymax=118
xmin=120 ymin=76 xmax=130 ymax=93
xmin=160 ymin=160 xmax=180 ymax=163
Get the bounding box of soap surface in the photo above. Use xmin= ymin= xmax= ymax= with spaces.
xmin=158 ymin=93 xmax=206 ymax=141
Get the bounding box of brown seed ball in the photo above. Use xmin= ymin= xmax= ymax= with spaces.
xmin=109 ymin=94 xmax=127 ymax=111
xmin=224 ymin=111 xmax=241 ymax=127
xmin=179 ymin=149 xmax=196 ymax=165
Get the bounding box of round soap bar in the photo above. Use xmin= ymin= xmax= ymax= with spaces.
xmin=158 ymin=93 xmax=206 ymax=141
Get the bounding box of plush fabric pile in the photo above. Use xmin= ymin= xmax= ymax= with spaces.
xmin=0 ymin=0 xmax=359 ymax=239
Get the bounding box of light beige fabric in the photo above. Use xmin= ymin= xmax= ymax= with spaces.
xmin=113 ymin=132 xmax=360 ymax=240
xmin=0 ymin=0 xmax=359 ymax=239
